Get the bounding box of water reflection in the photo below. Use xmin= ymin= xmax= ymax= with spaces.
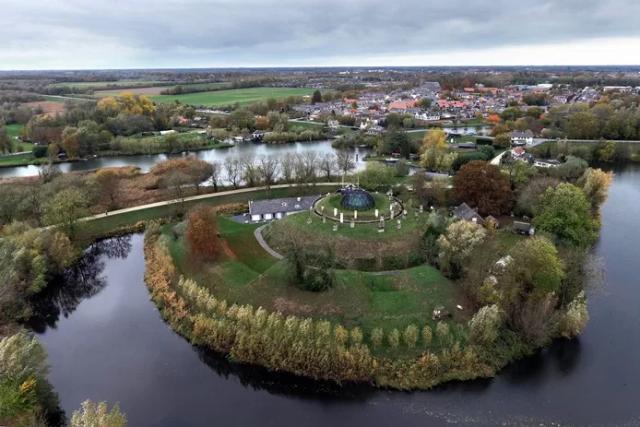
xmin=194 ymin=346 xmax=374 ymax=401
xmin=27 ymin=236 xmax=132 ymax=333
xmin=0 ymin=140 xmax=371 ymax=179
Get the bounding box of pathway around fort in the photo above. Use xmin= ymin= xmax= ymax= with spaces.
xmin=79 ymin=182 xmax=340 ymax=223
xmin=253 ymin=224 xmax=284 ymax=259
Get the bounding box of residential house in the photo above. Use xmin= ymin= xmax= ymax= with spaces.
xmin=510 ymin=130 xmax=534 ymax=146
xmin=414 ymin=112 xmax=441 ymax=121
xmin=453 ymin=203 xmax=484 ymax=225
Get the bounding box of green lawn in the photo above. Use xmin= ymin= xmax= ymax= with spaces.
xmin=275 ymin=207 xmax=427 ymax=241
xmin=163 ymin=217 xmax=464 ymax=356
xmin=289 ymin=121 xmax=326 ymax=131
xmin=5 ymin=123 xmax=23 ymax=139
xmin=0 ymin=152 xmax=42 ymax=166
xmin=3 ymin=124 xmax=33 ymax=151
xmin=151 ymin=87 xmax=314 ymax=107
xmin=315 ymin=193 xmax=392 ymax=221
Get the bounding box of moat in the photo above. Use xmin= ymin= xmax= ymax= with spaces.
xmin=28 ymin=165 xmax=640 ymax=426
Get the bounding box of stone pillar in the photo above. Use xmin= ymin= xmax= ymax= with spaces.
xmin=375 ymin=209 xmax=379 ymax=218
xmin=340 ymin=212 xmax=344 ymax=223
xmin=354 ymin=210 xmax=358 ymax=220
xmin=350 ymin=220 xmax=355 ymax=228
xmin=397 ymin=219 xmax=402 ymax=230
xmin=333 ymin=207 xmax=338 ymax=217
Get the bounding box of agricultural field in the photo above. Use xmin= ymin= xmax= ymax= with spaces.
xmin=23 ymin=100 xmax=67 ymax=115
xmin=93 ymin=82 xmax=229 ymax=97
xmin=49 ymin=80 xmax=165 ymax=89
xmin=94 ymin=87 xmax=168 ymax=97
xmin=151 ymin=87 xmax=314 ymax=107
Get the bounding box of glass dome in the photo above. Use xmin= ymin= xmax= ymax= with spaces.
xmin=339 ymin=186 xmax=375 ymax=211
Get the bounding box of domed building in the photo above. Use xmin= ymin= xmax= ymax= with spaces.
xmin=338 ymin=185 xmax=375 ymax=211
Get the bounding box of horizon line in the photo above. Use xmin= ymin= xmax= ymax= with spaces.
xmin=2 ymin=64 xmax=640 ymax=73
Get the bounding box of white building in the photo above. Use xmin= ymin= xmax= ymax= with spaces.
xmin=510 ymin=130 xmax=534 ymax=145
xmin=248 ymin=195 xmax=320 ymax=222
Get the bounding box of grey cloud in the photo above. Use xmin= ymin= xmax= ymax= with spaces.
xmin=1 ymin=0 xmax=640 ymax=68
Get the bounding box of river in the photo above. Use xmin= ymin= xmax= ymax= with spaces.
xmin=0 ymin=140 xmax=370 ymax=179
xmin=28 ymin=165 xmax=640 ymax=426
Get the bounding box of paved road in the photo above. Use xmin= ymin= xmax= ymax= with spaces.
xmin=80 ymin=182 xmax=340 ymax=223
xmin=253 ymin=224 xmax=283 ymax=259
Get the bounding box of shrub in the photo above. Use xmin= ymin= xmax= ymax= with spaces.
xmin=371 ymin=328 xmax=384 ymax=347
xmin=436 ymin=322 xmax=450 ymax=345
xmin=334 ymin=325 xmax=349 ymax=345
xmin=350 ymin=327 xmax=363 ymax=345
xmin=301 ymin=265 xmax=335 ymax=292
xmin=70 ymin=400 xmax=126 ymax=427
xmin=32 ymin=145 xmax=48 ymax=158
xmin=469 ymin=305 xmax=503 ymax=345
xmin=388 ymin=329 xmax=400 ymax=348
xmin=557 ymin=291 xmax=589 ymax=338
xmin=421 ymin=325 xmax=433 ymax=346
xmin=403 ymin=325 xmax=419 ymax=348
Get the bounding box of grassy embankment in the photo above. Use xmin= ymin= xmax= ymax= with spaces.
xmin=163 ymin=216 xmax=464 ymax=358
xmin=151 ymin=87 xmax=314 ymax=107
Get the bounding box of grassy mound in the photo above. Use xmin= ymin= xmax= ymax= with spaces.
xmin=161 ymin=216 xmax=468 ymax=359
xmin=264 ymin=211 xmax=429 ymax=270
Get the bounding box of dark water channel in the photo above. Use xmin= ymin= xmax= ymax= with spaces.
xmin=29 ymin=165 xmax=640 ymax=426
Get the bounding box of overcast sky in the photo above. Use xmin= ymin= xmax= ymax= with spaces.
xmin=2 ymin=0 xmax=640 ymax=69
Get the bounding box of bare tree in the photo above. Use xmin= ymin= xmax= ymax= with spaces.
xmin=240 ymin=155 xmax=260 ymax=187
xmin=336 ymin=149 xmax=355 ymax=183
xmin=258 ymin=156 xmax=279 ymax=189
xmin=295 ymin=152 xmax=318 ymax=185
xmin=318 ymin=153 xmax=336 ymax=181
xmin=224 ymin=157 xmax=241 ymax=189
xmin=210 ymin=160 xmax=221 ymax=192
xmin=165 ymin=170 xmax=191 ymax=213
xmin=280 ymin=153 xmax=296 ymax=183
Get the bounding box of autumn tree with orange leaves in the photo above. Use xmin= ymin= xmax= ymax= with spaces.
xmin=186 ymin=205 xmax=220 ymax=261
xmin=454 ymin=160 xmax=513 ymax=216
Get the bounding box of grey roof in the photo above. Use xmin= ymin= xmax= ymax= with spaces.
xmin=513 ymin=221 xmax=534 ymax=231
xmin=511 ymin=130 xmax=534 ymax=138
xmin=249 ymin=195 xmax=320 ymax=216
xmin=453 ymin=203 xmax=484 ymax=224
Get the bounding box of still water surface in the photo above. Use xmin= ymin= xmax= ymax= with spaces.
xmin=29 ymin=165 xmax=640 ymax=426
xmin=0 ymin=140 xmax=370 ymax=179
